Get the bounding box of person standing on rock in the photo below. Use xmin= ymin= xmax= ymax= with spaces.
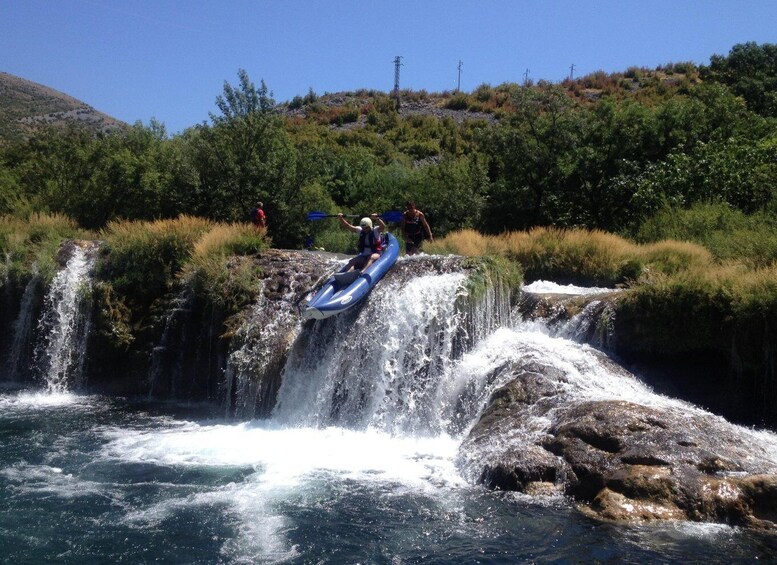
xmin=401 ymin=200 xmax=433 ymax=255
xmin=251 ymin=201 xmax=266 ymax=230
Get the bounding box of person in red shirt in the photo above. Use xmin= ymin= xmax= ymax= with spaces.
xmin=251 ymin=202 xmax=266 ymax=230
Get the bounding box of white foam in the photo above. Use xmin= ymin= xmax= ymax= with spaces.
xmin=522 ymin=280 xmax=620 ymax=295
xmin=0 ymin=390 xmax=88 ymax=409
xmin=102 ymin=421 xmax=463 ymax=562
xmin=101 ymin=422 xmax=462 ymax=488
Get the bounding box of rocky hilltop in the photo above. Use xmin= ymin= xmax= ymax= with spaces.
xmin=0 ymin=72 xmax=126 ymax=142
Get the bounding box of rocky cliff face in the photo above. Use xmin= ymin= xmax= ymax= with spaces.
xmin=87 ymin=248 xmax=335 ymax=410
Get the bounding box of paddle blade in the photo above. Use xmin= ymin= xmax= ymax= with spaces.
xmin=307 ymin=211 xmax=333 ymax=221
xmin=380 ymin=211 xmax=404 ymax=223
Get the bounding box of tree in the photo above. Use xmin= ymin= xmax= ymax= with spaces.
xmin=482 ymin=84 xmax=580 ymax=232
xmin=194 ymin=70 xmax=300 ymax=243
xmin=702 ymin=42 xmax=777 ymax=117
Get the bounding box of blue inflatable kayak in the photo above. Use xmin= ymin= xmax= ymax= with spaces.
xmin=301 ymin=233 xmax=400 ymax=320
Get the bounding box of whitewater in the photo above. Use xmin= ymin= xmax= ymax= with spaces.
xmin=1 ymin=251 xmax=776 ymax=562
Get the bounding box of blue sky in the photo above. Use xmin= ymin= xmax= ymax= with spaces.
xmin=2 ymin=0 xmax=776 ymax=134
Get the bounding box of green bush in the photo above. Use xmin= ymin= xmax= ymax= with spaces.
xmin=186 ymin=222 xmax=268 ymax=312
xmin=96 ymin=216 xmax=212 ymax=309
xmin=444 ymin=93 xmax=470 ymax=110
xmin=0 ymin=212 xmax=85 ymax=283
xmin=636 ymin=203 xmax=777 ymax=267
xmin=462 ymin=255 xmax=523 ymax=300
xmin=617 ymin=272 xmax=734 ymax=353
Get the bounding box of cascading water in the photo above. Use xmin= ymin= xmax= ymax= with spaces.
xmin=3 ymin=268 xmax=39 ymax=381
xmin=32 ymin=242 xmax=97 ymax=393
xmin=147 ymin=288 xmax=194 ymax=398
xmin=4 ymin=262 xmax=777 ymax=562
xmin=224 ymin=271 xmax=312 ymax=419
xmin=272 ymin=270 xmax=472 ymax=434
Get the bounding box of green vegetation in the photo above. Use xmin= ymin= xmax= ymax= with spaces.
xmin=187 ymin=222 xmax=267 ymax=313
xmin=92 ymin=216 xmax=269 ymax=350
xmin=430 ymin=228 xmax=644 ymax=287
xmin=636 ymin=203 xmax=777 ymax=268
xmin=0 ymin=43 xmax=773 ymax=251
xmin=461 ymin=255 xmax=523 ymax=301
xmin=0 ymin=212 xmax=87 ymax=282
xmin=2 ymin=44 xmax=777 ymax=393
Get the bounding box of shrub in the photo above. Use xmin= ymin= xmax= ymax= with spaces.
xmin=426 ymin=228 xmax=495 ymax=257
xmin=429 ymin=227 xmax=721 ymax=287
xmin=444 ymin=93 xmax=471 ymax=111
xmin=474 ymin=83 xmax=494 ymax=103
xmin=637 ymin=240 xmax=713 ymax=276
xmin=636 ymin=204 xmax=777 ymax=267
xmin=97 ymin=215 xmax=213 ymax=308
xmin=193 ymin=223 xmax=267 ymax=259
xmin=429 ymin=227 xmax=640 ymax=286
xmin=462 ymin=254 xmax=523 ymax=300
xmin=186 ymin=222 xmax=268 ymax=311
xmin=288 ymin=96 xmax=304 ymax=110
xmin=0 ymin=212 xmax=85 ymax=283
xmin=311 ymin=227 xmax=353 ymax=254
xmin=617 ymin=269 xmax=734 ymax=353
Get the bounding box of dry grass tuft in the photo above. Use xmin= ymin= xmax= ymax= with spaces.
xmin=426 ymin=229 xmax=494 ymax=257
xmin=193 ymin=223 xmax=265 ymax=259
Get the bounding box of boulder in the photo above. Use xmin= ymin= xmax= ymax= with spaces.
xmin=459 ymin=361 xmax=777 ymax=529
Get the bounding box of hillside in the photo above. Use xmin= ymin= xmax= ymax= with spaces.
xmin=273 ymin=62 xmax=701 ymax=129
xmin=0 ymin=72 xmax=126 ymax=143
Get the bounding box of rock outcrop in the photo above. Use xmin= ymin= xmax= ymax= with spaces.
xmin=460 ymin=357 xmax=777 ymax=529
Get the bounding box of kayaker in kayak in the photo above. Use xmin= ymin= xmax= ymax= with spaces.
xmin=338 ymin=213 xmax=386 ymax=272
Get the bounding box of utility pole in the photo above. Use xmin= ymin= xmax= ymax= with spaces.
xmin=393 ymin=56 xmax=403 ymax=108
xmin=457 ymin=60 xmax=463 ymax=92
xmin=523 ymin=68 xmax=530 ymax=85
xmin=569 ymin=63 xmax=576 ymax=81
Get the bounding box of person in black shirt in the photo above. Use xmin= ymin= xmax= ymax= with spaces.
xmin=401 ymin=201 xmax=433 ymax=255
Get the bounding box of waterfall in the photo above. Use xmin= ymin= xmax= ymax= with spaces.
xmin=3 ymin=268 xmax=40 ymax=381
xmin=147 ymin=288 xmax=194 ymax=398
xmin=33 ymin=242 xmax=97 ymax=393
xmin=224 ymin=279 xmax=306 ymax=419
xmin=273 ymin=270 xmax=486 ymax=435
xmin=517 ymin=283 xmax=621 ymax=350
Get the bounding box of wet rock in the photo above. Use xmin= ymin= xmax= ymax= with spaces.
xmin=459 ymin=361 xmax=573 ymax=493
xmin=460 ymin=363 xmax=777 ymax=530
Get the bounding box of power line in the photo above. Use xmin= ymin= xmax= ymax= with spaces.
xmin=457 ymin=60 xmax=463 ymax=92
xmin=569 ymin=63 xmax=576 ymax=81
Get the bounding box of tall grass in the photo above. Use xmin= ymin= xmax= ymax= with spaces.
xmin=99 ymin=216 xmax=269 ymax=300
xmin=0 ymin=212 xmax=85 ymax=282
xmin=193 ymin=223 xmax=267 ymax=259
xmin=98 ymin=216 xmax=214 ymax=304
xmin=187 ymin=223 xmax=268 ymax=312
xmin=87 ymin=216 xmax=270 ymax=351
xmin=429 ymin=227 xmax=648 ymax=286
xmin=428 ymin=225 xmax=753 ymax=288
xmin=636 ymin=203 xmax=777 ymax=268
